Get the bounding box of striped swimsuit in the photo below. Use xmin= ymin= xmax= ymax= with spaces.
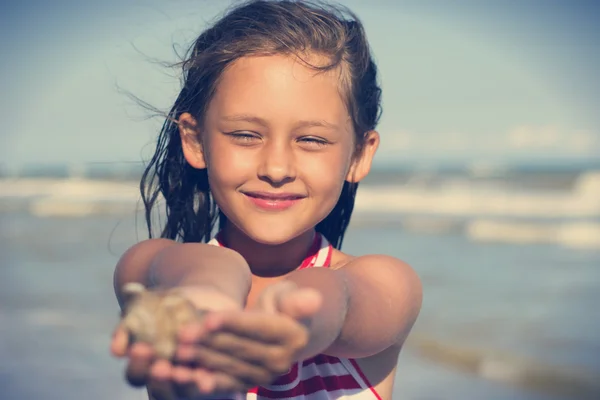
xmin=207 ymin=233 xmax=382 ymax=400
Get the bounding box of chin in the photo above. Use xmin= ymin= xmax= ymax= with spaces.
xmin=232 ymin=216 xmax=313 ymax=246
xmin=247 ymin=226 xmax=307 ymax=246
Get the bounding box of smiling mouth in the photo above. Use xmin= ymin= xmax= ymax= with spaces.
xmin=242 ymin=191 xmax=306 ymax=210
xmin=243 ymin=191 xmax=305 ymax=201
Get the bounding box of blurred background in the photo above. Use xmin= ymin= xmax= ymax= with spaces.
xmin=1 ymin=0 xmax=599 ymax=399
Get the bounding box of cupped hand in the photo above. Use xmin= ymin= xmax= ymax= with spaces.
xmin=110 ymin=284 xmax=244 ymax=399
xmin=172 ymin=281 xmax=323 ymax=393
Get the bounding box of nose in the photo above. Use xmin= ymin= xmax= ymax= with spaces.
xmin=257 ymin=140 xmax=296 ymax=186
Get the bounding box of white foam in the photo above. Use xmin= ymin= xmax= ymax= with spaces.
xmin=2 ymin=173 xmax=600 ymax=221
xmin=0 ymin=178 xmax=138 ymax=200
xmin=29 ymin=199 xmax=136 ymax=217
xmin=478 ymin=357 xmax=524 ymax=383
xmin=354 ymin=184 xmax=600 ymax=218
xmin=466 ymin=220 xmax=600 ymax=249
xmin=0 ymin=178 xmax=140 ymax=216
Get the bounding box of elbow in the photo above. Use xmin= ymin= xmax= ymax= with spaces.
xmin=113 ymin=238 xmax=180 ymax=304
xmin=395 ymin=263 xmax=423 ymax=345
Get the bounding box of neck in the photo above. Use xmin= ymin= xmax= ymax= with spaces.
xmin=221 ymin=223 xmax=315 ymax=277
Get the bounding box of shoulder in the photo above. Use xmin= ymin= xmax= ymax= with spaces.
xmin=332 ymin=250 xmax=422 ymax=314
xmin=117 ymin=238 xmax=181 ymax=272
xmin=331 ymin=249 xmax=416 ymax=278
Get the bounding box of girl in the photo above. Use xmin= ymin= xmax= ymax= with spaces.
xmin=111 ymin=1 xmax=422 ymax=399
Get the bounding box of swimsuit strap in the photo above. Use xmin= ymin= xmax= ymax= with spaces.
xmin=208 ymin=232 xmax=333 ymax=269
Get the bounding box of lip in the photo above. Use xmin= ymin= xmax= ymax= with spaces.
xmin=242 ymin=191 xmax=306 ymax=211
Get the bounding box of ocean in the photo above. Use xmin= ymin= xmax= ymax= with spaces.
xmin=1 ymin=164 xmax=599 ymax=399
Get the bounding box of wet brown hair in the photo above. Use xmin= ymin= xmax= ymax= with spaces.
xmin=141 ymin=0 xmax=382 ymax=249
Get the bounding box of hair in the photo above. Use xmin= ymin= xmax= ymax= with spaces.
xmin=141 ymin=0 xmax=382 ymax=249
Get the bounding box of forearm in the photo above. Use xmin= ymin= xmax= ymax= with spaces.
xmin=114 ymin=239 xmax=252 ymax=310
xmin=284 ymin=256 xmax=422 ymax=360
xmin=283 ymin=268 xmax=350 ymax=359
xmin=149 ymin=243 xmax=252 ymax=307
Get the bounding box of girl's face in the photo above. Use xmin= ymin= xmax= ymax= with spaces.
xmin=180 ymin=54 xmax=378 ymax=245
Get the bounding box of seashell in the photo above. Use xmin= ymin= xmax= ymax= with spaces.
xmin=121 ymin=283 xmax=199 ymax=359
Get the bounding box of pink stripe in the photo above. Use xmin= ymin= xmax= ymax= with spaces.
xmin=323 ymin=244 xmax=332 ymax=268
xmin=257 ymin=374 xmax=361 ymax=398
xmin=298 ymin=233 xmax=322 ymax=269
xmin=214 ymin=232 xmax=226 ymax=247
xmin=302 ymin=354 xmax=341 ymax=367
xmin=270 ymin=353 xmax=343 ymax=386
xmin=269 ymin=363 xmax=299 ymax=385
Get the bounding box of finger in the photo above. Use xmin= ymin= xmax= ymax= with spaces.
xmin=149 ymin=358 xmax=173 ymax=381
xmin=125 ymin=343 xmax=154 ymax=387
xmin=188 ymin=331 xmax=274 ymax=365
xmin=205 ymin=311 xmax=302 ymax=344
xmin=254 ymin=287 xmax=277 ymax=313
xmin=276 ymin=287 xmax=322 ymax=320
xmin=198 ymin=371 xmax=250 ymax=398
xmin=147 ymin=381 xmax=175 ymax=400
xmin=147 ymin=360 xmax=177 ymax=400
xmin=192 ymin=368 xmax=216 ymax=394
xmin=170 ymin=368 xmax=223 ymax=397
xmin=177 ymin=320 xmax=208 ymax=345
xmin=110 ymin=325 xmax=129 ymax=357
xmin=171 ymin=365 xmax=202 ymax=399
xmin=177 ymin=343 xmax=273 ymax=385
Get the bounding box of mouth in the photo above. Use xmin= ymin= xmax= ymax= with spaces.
xmin=243 ymin=191 xmax=306 ymax=201
xmin=242 ymin=191 xmax=306 ymax=211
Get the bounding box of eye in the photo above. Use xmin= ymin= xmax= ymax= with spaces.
xmin=226 ymin=131 xmax=262 ymax=145
xmin=297 ymin=136 xmax=330 ymax=149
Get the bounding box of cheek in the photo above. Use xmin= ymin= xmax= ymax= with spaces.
xmin=205 ymin=141 xmax=254 ymax=187
xmin=301 ymin=148 xmax=351 ymax=193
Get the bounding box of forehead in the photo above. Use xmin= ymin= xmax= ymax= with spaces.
xmin=206 ymin=54 xmax=350 ymax=126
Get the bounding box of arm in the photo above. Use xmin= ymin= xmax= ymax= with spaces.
xmin=285 ymin=255 xmax=422 ymax=360
xmin=111 ymin=239 xmax=254 ymax=395
xmin=113 ymin=238 xmax=252 ymax=310
xmin=164 ymin=254 xmax=420 ymax=394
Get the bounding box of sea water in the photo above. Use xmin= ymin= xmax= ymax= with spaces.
xmin=1 ymin=211 xmax=599 ymax=400
xmin=1 ymin=167 xmax=599 ymax=399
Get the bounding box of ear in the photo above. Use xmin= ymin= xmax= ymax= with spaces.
xmin=346 ymin=130 xmax=380 ymax=183
xmin=179 ymin=112 xmax=207 ymax=169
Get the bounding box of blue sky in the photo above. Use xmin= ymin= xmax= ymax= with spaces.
xmin=1 ymin=0 xmax=599 ymax=169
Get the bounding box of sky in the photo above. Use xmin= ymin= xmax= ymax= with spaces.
xmin=1 ymin=0 xmax=599 ymax=169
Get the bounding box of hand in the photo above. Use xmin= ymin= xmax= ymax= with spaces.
xmin=173 ymin=281 xmax=322 ymax=393
xmin=110 ymin=284 xmax=242 ymax=399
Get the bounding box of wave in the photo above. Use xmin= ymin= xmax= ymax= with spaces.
xmin=1 ymin=173 xmax=599 ymax=224
xmin=350 ymin=216 xmax=600 ymax=249
xmin=0 ymin=178 xmax=138 ymax=200
xmin=466 ymin=220 xmax=600 ymax=249
xmin=406 ymin=335 xmax=600 ymax=399
xmin=0 ymin=178 xmax=140 ymax=217
xmin=355 ymin=170 xmax=600 ymax=219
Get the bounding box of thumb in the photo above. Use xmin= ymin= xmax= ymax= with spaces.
xmin=254 ymin=280 xmax=297 ymax=313
xmin=275 ymin=286 xmax=322 ymax=321
xmin=110 ymin=322 xmax=130 ymax=357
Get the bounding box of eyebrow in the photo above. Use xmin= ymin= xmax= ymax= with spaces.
xmin=221 ymin=114 xmax=340 ymax=130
